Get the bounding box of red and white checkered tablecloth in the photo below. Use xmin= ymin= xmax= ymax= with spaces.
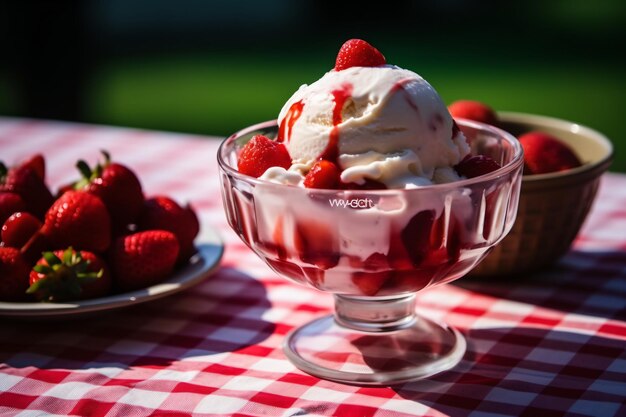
xmin=0 ymin=117 xmax=625 ymax=417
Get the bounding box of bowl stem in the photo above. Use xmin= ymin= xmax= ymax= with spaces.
xmin=334 ymin=294 xmax=417 ymax=332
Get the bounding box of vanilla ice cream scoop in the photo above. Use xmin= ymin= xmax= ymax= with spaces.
xmin=276 ymin=65 xmax=470 ymax=188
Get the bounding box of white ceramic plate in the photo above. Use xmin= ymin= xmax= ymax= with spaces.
xmin=0 ymin=226 xmax=224 ymax=319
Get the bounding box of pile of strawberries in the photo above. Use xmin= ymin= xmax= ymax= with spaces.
xmin=448 ymin=100 xmax=583 ymax=174
xmin=0 ymin=152 xmax=199 ymax=302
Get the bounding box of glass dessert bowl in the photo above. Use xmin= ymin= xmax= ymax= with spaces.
xmin=217 ymin=119 xmax=523 ymax=385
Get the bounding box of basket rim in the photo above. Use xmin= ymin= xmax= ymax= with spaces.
xmin=498 ymin=111 xmax=613 ymax=186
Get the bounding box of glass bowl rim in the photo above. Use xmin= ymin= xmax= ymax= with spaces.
xmin=217 ymin=118 xmax=524 ymax=194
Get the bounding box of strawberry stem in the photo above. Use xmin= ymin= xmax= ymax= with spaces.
xmin=0 ymin=162 xmax=7 ymax=180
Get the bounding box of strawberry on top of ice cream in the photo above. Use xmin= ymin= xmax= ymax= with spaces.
xmin=258 ymin=39 xmax=474 ymax=189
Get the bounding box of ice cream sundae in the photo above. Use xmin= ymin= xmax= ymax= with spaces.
xmin=222 ymin=39 xmax=521 ymax=297
xmin=218 ymin=39 xmax=524 ymax=384
xmin=238 ymin=39 xmax=498 ymax=190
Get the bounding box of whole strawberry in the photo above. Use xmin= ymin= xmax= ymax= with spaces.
xmin=0 ymin=155 xmax=54 ymax=219
xmin=110 ymin=230 xmax=179 ymax=292
xmin=0 ymin=192 xmax=27 ymax=225
xmin=238 ymin=135 xmax=291 ymax=178
xmin=74 ymin=151 xmax=144 ymax=228
xmin=20 ymin=154 xmax=46 ymax=180
xmin=41 ymin=191 xmax=111 ymax=252
xmin=448 ymin=100 xmax=499 ymax=126
xmin=28 ymin=248 xmax=111 ymax=302
xmin=518 ymin=132 xmax=582 ymax=175
xmin=137 ymin=196 xmax=199 ymax=263
xmin=335 ymin=39 xmax=386 ymax=71
xmin=2 ymin=212 xmax=42 ymax=248
xmin=0 ymin=247 xmax=31 ymax=301
xmin=304 ymin=160 xmax=341 ymax=189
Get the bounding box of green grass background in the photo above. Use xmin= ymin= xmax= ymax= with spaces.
xmin=0 ymin=38 xmax=623 ymax=171
xmin=84 ymin=49 xmax=624 ymax=171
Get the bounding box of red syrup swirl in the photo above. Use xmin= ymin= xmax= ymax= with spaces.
xmin=318 ymin=83 xmax=353 ymax=164
xmin=277 ymin=100 xmax=304 ymax=143
xmin=390 ymin=78 xmax=420 ymax=113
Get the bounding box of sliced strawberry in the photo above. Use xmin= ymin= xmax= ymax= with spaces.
xmin=446 ymin=216 xmax=463 ymax=264
xmin=304 ymin=160 xmax=341 ymax=189
xmin=294 ymin=220 xmax=339 ymax=270
xmin=389 ymin=269 xmax=433 ymax=293
xmin=390 ymin=212 xmax=462 ymax=292
xmin=335 ymin=39 xmax=386 ymax=71
xmin=363 ymin=252 xmax=388 ymax=270
xmin=482 ymin=190 xmax=499 ymax=240
xmin=454 ymin=155 xmax=501 ymax=178
xmin=238 ymin=135 xmax=291 ymax=178
xmin=518 ymin=131 xmax=582 ymax=175
xmin=351 ymin=252 xmax=391 ymax=296
xmin=352 ymin=271 xmax=389 ymax=296
xmin=0 ymin=247 xmax=31 ymax=301
xmin=2 ymin=212 xmax=42 ymax=249
xmin=401 ymin=210 xmax=436 ymax=267
xmin=448 ymin=100 xmax=498 ymax=126
xmin=27 ymin=248 xmax=111 ymax=301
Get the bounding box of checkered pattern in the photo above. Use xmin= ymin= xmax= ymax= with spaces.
xmin=0 ymin=117 xmax=624 ymax=417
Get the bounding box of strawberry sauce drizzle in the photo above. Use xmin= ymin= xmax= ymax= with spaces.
xmin=277 ymin=100 xmax=304 ymax=143
xmin=319 ymin=83 xmax=353 ymax=163
xmin=390 ymin=78 xmax=419 ymax=113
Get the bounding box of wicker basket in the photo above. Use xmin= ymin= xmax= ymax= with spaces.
xmin=470 ymin=112 xmax=613 ymax=277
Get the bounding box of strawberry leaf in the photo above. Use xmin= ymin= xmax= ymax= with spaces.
xmin=0 ymin=161 xmax=7 ymax=180
xmin=43 ymin=251 xmax=62 ymax=266
xmin=77 ymin=269 xmax=103 ymax=284
xmin=26 ymin=278 xmax=48 ymax=294
xmin=29 ymin=249 xmax=105 ymax=302
xmin=33 ymin=264 xmax=53 ymax=274
xmin=62 ymin=247 xmax=74 ymax=264
xmin=76 ymin=160 xmax=92 ymax=180
xmin=100 ymin=150 xmax=111 ymax=165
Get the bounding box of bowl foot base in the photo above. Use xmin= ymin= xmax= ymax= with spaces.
xmin=283 ymin=312 xmax=466 ymax=386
